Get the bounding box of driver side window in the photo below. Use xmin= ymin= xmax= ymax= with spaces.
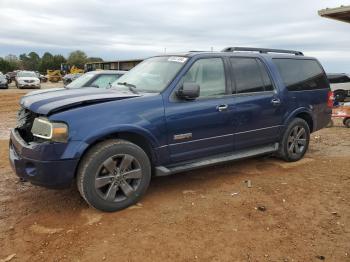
xmin=183 ymin=58 xmax=226 ymax=97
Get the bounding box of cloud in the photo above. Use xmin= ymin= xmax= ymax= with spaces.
xmin=0 ymin=0 xmax=349 ymax=72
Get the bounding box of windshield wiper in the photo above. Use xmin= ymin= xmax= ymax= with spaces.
xmin=117 ymin=82 xmax=138 ymax=94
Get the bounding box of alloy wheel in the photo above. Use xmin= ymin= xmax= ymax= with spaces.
xmin=287 ymin=125 xmax=307 ymax=157
xmin=94 ymin=154 xmax=142 ymax=202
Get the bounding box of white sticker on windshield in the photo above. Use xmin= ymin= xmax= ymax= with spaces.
xmin=168 ymin=57 xmax=188 ymax=63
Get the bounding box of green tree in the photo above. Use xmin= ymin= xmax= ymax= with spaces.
xmin=27 ymin=52 xmax=40 ymax=71
xmin=53 ymin=54 xmax=66 ymax=70
xmin=0 ymin=58 xmax=15 ymax=73
xmin=67 ymin=50 xmax=87 ymax=68
xmin=39 ymin=52 xmax=54 ymax=72
xmin=87 ymin=57 xmax=103 ymax=63
xmin=4 ymin=54 xmax=21 ymax=70
xmin=19 ymin=52 xmax=40 ymax=71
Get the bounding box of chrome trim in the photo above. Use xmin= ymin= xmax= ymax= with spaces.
xmin=174 ymin=133 xmax=192 ymax=140
xmin=169 ymin=125 xmax=282 ymax=146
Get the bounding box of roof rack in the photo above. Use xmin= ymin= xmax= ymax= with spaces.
xmin=221 ymin=47 xmax=304 ymax=56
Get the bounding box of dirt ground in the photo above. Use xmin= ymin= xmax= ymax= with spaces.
xmin=0 ymin=85 xmax=349 ymax=262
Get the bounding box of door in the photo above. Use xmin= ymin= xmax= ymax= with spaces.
xmin=229 ymin=57 xmax=284 ymax=150
xmin=165 ymin=57 xmax=235 ymax=163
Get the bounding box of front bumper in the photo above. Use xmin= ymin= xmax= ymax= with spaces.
xmin=18 ymin=83 xmax=40 ymax=88
xmin=9 ymin=129 xmax=80 ymax=188
xmin=0 ymin=83 xmax=8 ymax=88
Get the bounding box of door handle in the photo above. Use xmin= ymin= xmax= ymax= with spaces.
xmin=216 ymin=104 xmax=228 ymax=112
xmin=271 ymin=98 xmax=281 ymax=106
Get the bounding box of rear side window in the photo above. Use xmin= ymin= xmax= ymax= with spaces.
xmin=273 ymin=59 xmax=328 ymax=91
xmin=230 ymin=58 xmax=273 ymax=94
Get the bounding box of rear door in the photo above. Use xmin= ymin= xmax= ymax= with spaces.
xmin=229 ymin=57 xmax=284 ymax=150
xmin=165 ymin=57 xmax=235 ymax=163
xmin=273 ymin=58 xmax=331 ymax=131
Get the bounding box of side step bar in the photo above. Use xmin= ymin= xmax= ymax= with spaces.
xmin=155 ymin=143 xmax=279 ymax=176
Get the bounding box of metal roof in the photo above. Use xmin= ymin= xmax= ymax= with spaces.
xmin=85 ymin=59 xmax=143 ymax=65
xmin=318 ymin=5 xmax=350 ymax=23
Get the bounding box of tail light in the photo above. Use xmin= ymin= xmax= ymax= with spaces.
xmin=327 ymin=91 xmax=334 ymax=108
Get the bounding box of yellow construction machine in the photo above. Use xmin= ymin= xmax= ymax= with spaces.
xmin=47 ymin=70 xmax=62 ymax=82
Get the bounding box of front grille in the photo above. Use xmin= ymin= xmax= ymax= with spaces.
xmin=24 ymin=80 xmax=34 ymax=83
xmin=16 ymin=107 xmax=38 ymax=142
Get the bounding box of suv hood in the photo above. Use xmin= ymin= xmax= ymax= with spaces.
xmin=20 ymin=87 xmax=140 ymax=115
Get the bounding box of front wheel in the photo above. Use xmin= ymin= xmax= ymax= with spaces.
xmin=278 ymin=118 xmax=310 ymax=162
xmin=77 ymin=139 xmax=151 ymax=212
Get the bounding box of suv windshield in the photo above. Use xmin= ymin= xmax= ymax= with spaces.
xmin=66 ymin=72 xmax=95 ymax=88
xmin=17 ymin=71 xmax=37 ymax=78
xmin=111 ymin=56 xmax=187 ymax=93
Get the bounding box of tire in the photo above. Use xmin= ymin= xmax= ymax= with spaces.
xmin=334 ymin=90 xmax=346 ymax=102
xmin=77 ymin=139 xmax=151 ymax=212
xmin=344 ymin=118 xmax=350 ymax=128
xmin=278 ymin=118 xmax=310 ymax=162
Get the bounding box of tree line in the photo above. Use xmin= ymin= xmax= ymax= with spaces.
xmin=0 ymin=50 xmax=103 ymax=74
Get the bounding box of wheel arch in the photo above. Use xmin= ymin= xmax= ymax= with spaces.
xmin=74 ymin=127 xmax=160 ymax=178
xmin=284 ymin=108 xmax=314 ymax=133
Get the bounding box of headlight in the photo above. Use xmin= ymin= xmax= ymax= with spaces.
xmin=31 ymin=118 xmax=68 ymax=143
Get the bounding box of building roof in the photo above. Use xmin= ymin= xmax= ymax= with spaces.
xmin=318 ymin=5 xmax=350 ymax=23
xmin=85 ymin=59 xmax=143 ymax=65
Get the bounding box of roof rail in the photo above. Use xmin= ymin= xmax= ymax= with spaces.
xmin=221 ymin=47 xmax=304 ymax=56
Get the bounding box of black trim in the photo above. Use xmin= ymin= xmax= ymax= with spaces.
xmin=222 ymin=47 xmax=304 ymax=56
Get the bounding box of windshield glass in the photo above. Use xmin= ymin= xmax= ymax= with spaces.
xmin=66 ymin=72 xmax=95 ymax=88
xmin=111 ymin=56 xmax=187 ymax=93
xmin=17 ymin=71 xmax=37 ymax=78
xmin=0 ymin=75 xmax=6 ymax=80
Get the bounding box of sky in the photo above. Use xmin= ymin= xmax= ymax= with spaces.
xmin=0 ymin=0 xmax=349 ymax=73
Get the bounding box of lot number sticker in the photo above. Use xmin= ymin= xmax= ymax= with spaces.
xmin=168 ymin=57 xmax=188 ymax=63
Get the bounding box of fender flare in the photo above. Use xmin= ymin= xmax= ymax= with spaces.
xmin=75 ymin=124 xmax=161 ymax=159
xmin=283 ymin=107 xmax=315 ymax=132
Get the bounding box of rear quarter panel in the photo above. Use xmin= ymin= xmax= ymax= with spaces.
xmin=266 ymin=56 xmax=331 ymax=133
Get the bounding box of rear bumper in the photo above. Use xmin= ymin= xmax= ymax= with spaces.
xmin=9 ymin=129 xmax=80 ymax=188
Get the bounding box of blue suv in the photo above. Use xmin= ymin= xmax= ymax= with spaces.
xmin=9 ymin=47 xmax=332 ymax=212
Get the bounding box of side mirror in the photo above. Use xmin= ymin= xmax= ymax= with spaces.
xmin=177 ymin=82 xmax=200 ymax=100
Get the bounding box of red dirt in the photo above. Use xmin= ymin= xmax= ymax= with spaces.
xmin=0 ymin=89 xmax=349 ymax=262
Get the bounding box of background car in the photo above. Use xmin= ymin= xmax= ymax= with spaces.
xmin=6 ymin=71 xmax=19 ymax=84
xmin=327 ymin=73 xmax=350 ymax=102
xmin=0 ymin=74 xmax=8 ymax=89
xmin=62 ymin=73 xmax=83 ymax=85
xmin=35 ymin=71 xmax=48 ymax=83
xmin=15 ymin=71 xmax=41 ymax=89
xmin=65 ymin=70 xmax=126 ymax=89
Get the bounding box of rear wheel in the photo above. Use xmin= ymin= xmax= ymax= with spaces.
xmin=77 ymin=139 xmax=151 ymax=212
xmin=278 ymin=118 xmax=310 ymax=162
xmin=334 ymin=90 xmax=346 ymax=102
xmin=344 ymin=118 xmax=350 ymax=128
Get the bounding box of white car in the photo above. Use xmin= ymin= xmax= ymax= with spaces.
xmin=15 ymin=71 xmax=41 ymax=89
xmin=327 ymin=73 xmax=350 ymax=102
